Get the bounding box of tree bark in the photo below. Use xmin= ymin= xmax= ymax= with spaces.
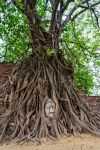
xmin=0 ymin=51 xmax=100 ymax=144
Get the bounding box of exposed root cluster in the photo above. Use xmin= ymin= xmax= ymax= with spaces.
xmin=0 ymin=54 xmax=100 ymax=144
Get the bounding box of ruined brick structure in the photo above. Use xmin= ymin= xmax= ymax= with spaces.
xmin=0 ymin=62 xmax=15 ymax=87
xmin=78 ymin=91 xmax=100 ymax=113
xmin=0 ymin=63 xmax=15 ymax=115
xmin=0 ymin=63 xmax=100 ymax=115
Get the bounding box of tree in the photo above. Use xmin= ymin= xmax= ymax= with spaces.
xmin=0 ymin=0 xmax=100 ymax=143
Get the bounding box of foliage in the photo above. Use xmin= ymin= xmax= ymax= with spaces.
xmin=61 ymin=16 xmax=100 ymax=94
xmin=74 ymin=65 xmax=94 ymax=94
xmin=0 ymin=1 xmax=31 ymax=62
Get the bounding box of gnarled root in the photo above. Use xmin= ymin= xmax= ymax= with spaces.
xmin=0 ymin=54 xmax=100 ymax=143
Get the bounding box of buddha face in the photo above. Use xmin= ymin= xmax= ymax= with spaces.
xmin=45 ymin=99 xmax=55 ymax=118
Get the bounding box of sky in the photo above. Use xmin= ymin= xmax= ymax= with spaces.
xmin=0 ymin=39 xmax=4 ymax=61
xmin=0 ymin=39 xmax=3 ymax=44
xmin=89 ymin=61 xmax=100 ymax=95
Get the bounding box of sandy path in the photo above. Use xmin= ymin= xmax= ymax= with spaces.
xmin=0 ymin=134 xmax=100 ymax=150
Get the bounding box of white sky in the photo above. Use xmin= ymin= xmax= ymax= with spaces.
xmin=0 ymin=39 xmax=3 ymax=44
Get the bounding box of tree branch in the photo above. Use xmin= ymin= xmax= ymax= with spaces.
xmin=11 ymin=0 xmax=25 ymax=13
xmin=78 ymin=2 xmax=100 ymax=9
xmin=11 ymin=0 xmax=39 ymax=26
xmin=62 ymin=7 xmax=76 ymax=26
xmin=61 ymin=0 xmax=71 ymax=14
xmin=61 ymin=0 xmax=76 ymax=14
xmin=71 ymin=9 xmax=86 ymax=21
xmin=11 ymin=0 xmax=47 ymax=46
xmin=92 ymin=9 xmax=100 ymax=28
xmin=50 ymin=0 xmax=60 ymax=32
xmin=72 ymin=2 xmax=100 ymax=24
xmin=62 ymin=1 xmax=100 ymax=27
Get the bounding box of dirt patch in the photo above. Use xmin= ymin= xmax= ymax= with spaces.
xmin=0 ymin=134 xmax=100 ymax=150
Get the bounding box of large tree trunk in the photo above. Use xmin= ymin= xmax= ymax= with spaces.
xmin=0 ymin=47 xmax=100 ymax=144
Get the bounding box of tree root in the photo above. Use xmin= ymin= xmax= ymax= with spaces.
xmin=0 ymin=54 xmax=100 ymax=144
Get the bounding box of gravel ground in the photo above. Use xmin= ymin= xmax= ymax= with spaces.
xmin=0 ymin=134 xmax=100 ymax=150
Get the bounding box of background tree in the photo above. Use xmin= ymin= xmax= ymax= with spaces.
xmin=0 ymin=0 xmax=100 ymax=143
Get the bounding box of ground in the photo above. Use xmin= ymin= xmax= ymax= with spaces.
xmin=0 ymin=134 xmax=100 ymax=150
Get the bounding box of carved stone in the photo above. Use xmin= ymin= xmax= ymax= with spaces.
xmin=45 ymin=99 xmax=56 ymax=118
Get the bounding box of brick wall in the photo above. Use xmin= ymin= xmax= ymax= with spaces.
xmin=0 ymin=62 xmax=15 ymax=86
xmin=0 ymin=63 xmax=15 ymax=115
xmin=78 ymin=91 xmax=100 ymax=113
